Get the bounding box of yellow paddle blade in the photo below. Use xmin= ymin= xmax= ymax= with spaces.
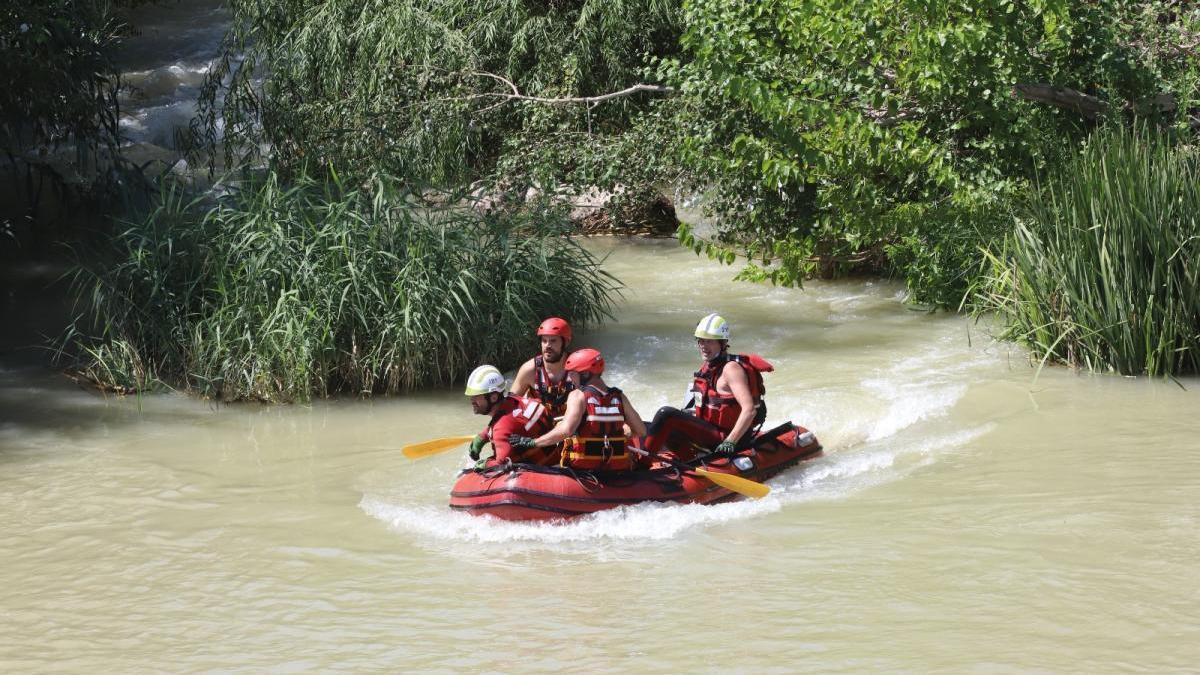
xmin=402 ymin=435 xmax=477 ymax=459
xmin=694 ymin=468 xmax=771 ymax=499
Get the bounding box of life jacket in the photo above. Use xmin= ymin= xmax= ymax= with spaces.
xmin=560 ymin=385 xmax=632 ymax=471
xmin=488 ymin=395 xmax=555 ymax=464
xmin=688 ymin=352 xmax=770 ymax=433
xmin=533 ymin=354 xmax=572 ymax=419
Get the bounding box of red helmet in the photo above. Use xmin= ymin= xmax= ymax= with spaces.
xmin=536 ymin=317 xmax=572 ymax=343
xmin=564 ymin=348 xmax=604 ymax=376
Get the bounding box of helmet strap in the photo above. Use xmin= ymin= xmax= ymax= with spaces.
xmin=483 ymin=392 xmax=503 ymax=414
xmin=707 ymin=344 xmax=730 ymax=366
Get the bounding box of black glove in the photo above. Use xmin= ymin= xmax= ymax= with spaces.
xmin=509 ymin=435 xmax=538 ymax=450
xmin=468 ymin=435 xmax=488 ymax=461
xmin=715 ymin=440 xmax=737 ymax=454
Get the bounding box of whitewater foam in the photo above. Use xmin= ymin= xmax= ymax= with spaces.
xmin=360 ymin=421 xmax=994 ymax=552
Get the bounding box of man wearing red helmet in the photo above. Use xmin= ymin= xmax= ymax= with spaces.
xmin=510 ymin=317 xmax=574 ymax=420
xmin=510 ymin=348 xmax=646 ymax=471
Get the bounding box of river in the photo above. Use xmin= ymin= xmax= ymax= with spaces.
xmin=115 ymin=0 xmax=229 ymax=163
xmin=3 ymin=1 xmax=1199 ymax=670
xmin=2 ymin=237 xmax=1198 ymax=671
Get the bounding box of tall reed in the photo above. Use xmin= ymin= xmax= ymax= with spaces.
xmin=64 ymin=173 xmax=620 ymax=401
xmin=977 ymin=126 xmax=1200 ymax=376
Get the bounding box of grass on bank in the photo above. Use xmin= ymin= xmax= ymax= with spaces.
xmin=61 ymin=173 xmax=620 ymax=401
xmin=977 ymin=126 xmax=1200 ymax=376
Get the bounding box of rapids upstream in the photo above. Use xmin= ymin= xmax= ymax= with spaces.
xmin=114 ymin=0 xmax=229 ymax=166
xmin=2 ymin=238 xmax=1199 ymax=671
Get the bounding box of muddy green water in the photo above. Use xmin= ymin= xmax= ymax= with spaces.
xmin=2 ymin=238 xmax=1197 ymax=671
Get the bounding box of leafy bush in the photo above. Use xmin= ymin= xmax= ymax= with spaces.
xmin=659 ymin=0 xmax=1191 ymax=305
xmin=977 ymin=125 xmax=1200 ymax=376
xmin=64 ymin=173 xmax=621 ymax=401
xmin=883 ymin=186 xmax=1015 ymax=310
xmin=195 ymin=0 xmax=680 ymax=199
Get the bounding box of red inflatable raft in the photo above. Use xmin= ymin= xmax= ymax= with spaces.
xmin=449 ymin=422 xmax=823 ymax=521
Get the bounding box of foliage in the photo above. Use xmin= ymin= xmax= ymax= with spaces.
xmin=976 ymin=125 xmax=1200 ymax=376
xmin=0 ymin=0 xmax=132 ymax=159
xmin=1 ymin=0 xmax=147 ymax=252
xmin=881 ymin=186 xmax=1015 ymax=310
xmin=1121 ymin=1 xmax=1200 ymax=127
xmin=62 ymin=173 xmax=621 ymax=401
xmin=660 ymin=0 xmax=1192 ymax=305
xmin=195 ymin=0 xmax=681 ymax=202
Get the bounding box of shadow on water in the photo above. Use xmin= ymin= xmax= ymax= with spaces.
xmin=0 ymin=263 xmax=138 ymax=442
xmin=1 ymin=263 xmax=74 ymax=368
xmin=0 ymin=369 xmax=149 ymax=444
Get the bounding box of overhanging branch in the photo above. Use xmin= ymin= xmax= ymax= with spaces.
xmin=1012 ymin=83 xmax=1188 ymax=124
xmin=470 ymin=72 xmax=675 ymax=106
xmin=1012 ymin=84 xmax=1110 ymax=119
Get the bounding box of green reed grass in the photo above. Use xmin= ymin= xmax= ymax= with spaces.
xmin=64 ymin=173 xmax=620 ymax=401
xmin=978 ymin=126 xmax=1200 ymax=376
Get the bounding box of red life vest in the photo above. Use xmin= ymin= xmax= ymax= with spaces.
xmin=560 ymin=385 xmax=632 ymax=471
xmin=690 ymin=353 xmax=770 ymax=433
xmin=533 ymin=354 xmax=572 ymax=419
xmin=488 ymin=395 xmax=556 ymax=464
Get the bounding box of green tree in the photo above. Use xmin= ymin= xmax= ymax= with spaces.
xmin=196 ymin=0 xmax=681 ymax=204
xmin=664 ymin=0 xmax=1190 ymax=306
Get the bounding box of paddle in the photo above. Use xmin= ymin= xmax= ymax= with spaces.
xmin=402 ymin=435 xmax=477 ymax=459
xmin=690 ymin=467 xmax=771 ymax=499
xmin=629 ymin=446 xmax=771 ymax=499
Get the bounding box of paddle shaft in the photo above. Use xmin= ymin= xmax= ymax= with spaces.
xmin=628 ymin=446 xmax=769 ymax=499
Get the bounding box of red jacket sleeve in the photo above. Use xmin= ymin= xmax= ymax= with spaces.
xmin=486 ymin=404 xmax=556 ymax=465
xmin=487 ymin=415 xmax=520 ymax=463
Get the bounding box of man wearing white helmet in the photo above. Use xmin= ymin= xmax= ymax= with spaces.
xmin=643 ymin=313 xmax=771 ymax=459
xmin=463 ymin=365 xmax=556 ymax=467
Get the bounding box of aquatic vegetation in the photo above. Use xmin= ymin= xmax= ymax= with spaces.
xmin=63 ymin=173 xmax=620 ymax=401
xmin=978 ymin=126 xmax=1200 ymax=376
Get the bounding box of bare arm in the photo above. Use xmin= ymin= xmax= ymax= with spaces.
xmin=509 ymin=358 xmax=536 ymax=398
xmin=620 ymin=392 xmax=647 ymax=438
xmin=533 ymin=390 xmax=584 ymax=448
xmin=721 ymin=362 xmax=757 ymax=445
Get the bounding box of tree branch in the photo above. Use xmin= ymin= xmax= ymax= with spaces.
xmin=864 ymin=108 xmax=917 ymax=127
xmin=1012 ymin=83 xmax=1197 ymax=129
xmin=469 ymin=71 xmax=675 ymax=105
xmin=1011 ymin=83 xmax=1109 ymax=119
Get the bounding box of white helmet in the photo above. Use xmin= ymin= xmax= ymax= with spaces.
xmin=694 ymin=312 xmax=731 ymax=341
xmin=464 ymin=365 xmax=506 ymax=396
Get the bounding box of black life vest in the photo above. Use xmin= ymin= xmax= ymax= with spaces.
xmin=533 ymin=354 xmax=572 ymax=419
